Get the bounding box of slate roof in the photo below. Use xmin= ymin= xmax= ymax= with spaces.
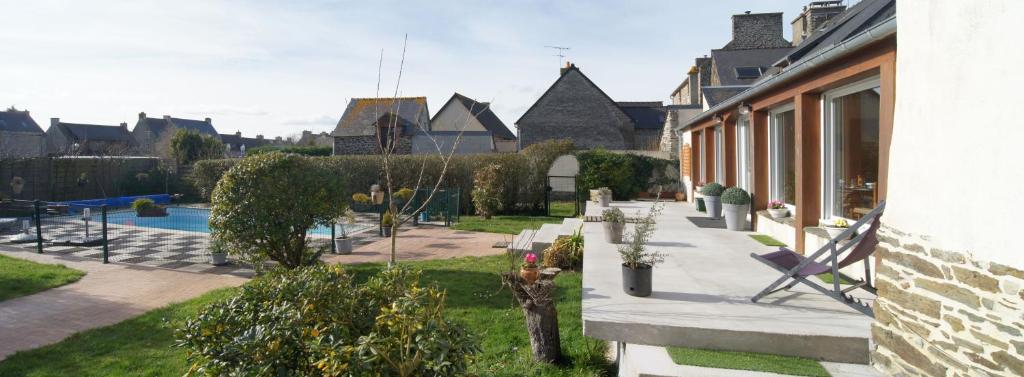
xmin=57 ymin=123 xmax=133 ymax=142
xmin=0 ymin=110 xmax=44 ymax=133
xmin=332 ymin=97 xmax=429 ymax=137
xmin=220 ymin=133 xmax=270 ymax=152
xmin=711 ymin=47 xmax=794 ymax=86
xmin=702 ymin=86 xmax=750 ymax=107
xmin=139 ymin=116 xmax=218 ymax=137
xmin=617 ymin=102 xmax=667 ymax=129
xmin=439 ymin=93 xmax=516 ymax=140
xmin=515 ymin=65 xmax=633 ymax=126
xmin=778 ymin=0 xmax=896 ymax=66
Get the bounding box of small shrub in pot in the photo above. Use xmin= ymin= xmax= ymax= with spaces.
xmin=699 ymin=182 xmax=725 ymax=219
xmin=602 ymin=207 xmax=625 ymax=243
xmin=721 ymin=187 xmax=750 ymax=231
xmin=597 ymin=187 xmax=612 ymax=207
xmin=619 ymin=201 xmax=665 ymax=297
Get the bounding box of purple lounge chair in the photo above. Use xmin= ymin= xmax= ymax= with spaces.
xmin=750 ymin=201 xmax=885 ymax=316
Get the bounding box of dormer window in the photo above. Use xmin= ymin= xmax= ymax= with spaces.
xmin=735 ymin=66 xmax=764 ymax=80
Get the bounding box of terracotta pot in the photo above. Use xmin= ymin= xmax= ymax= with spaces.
xmin=674 ymin=192 xmax=685 ymax=201
xmin=136 ymin=207 xmax=168 ymax=217
xmin=520 ymin=267 xmax=540 ymax=283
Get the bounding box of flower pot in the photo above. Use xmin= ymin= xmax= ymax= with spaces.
xmin=136 ymin=207 xmax=168 ymax=217
xmin=703 ymin=195 xmax=722 ymax=219
xmin=823 ymin=226 xmax=849 ymax=239
xmin=598 ymin=195 xmax=610 ymax=207
xmin=621 ymin=264 xmax=652 ymax=297
xmin=674 ymin=192 xmax=685 ymax=202
xmin=722 ymin=203 xmax=749 ymax=231
xmin=520 ymin=267 xmax=540 ymax=284
xmin=382 ymin=226 xmax=392 ymax=237
xmin=696 ymin=197 xmax=706 ymax=212
xmin=210 ymin=253 xmax=228 ymax=266
xmin=767 ymin=208 xmax=789 ymax=218
xmin=334 ymin=237 xmax=353 ymax=254
xmin=603 ymin=222 xmax=624 ymax=243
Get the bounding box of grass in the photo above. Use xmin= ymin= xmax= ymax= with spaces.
xmin=749 ymin=234 xmax=787 ymax=247
xmin=0 ymin=255 xmax=613 ymax=377
xmin=666 ymin=347 xmax=829 ymax=377
xmin=453 ymin=215 xmax=564 ymax=235
xmin=0 ymin=254 xmax=85 ymax=302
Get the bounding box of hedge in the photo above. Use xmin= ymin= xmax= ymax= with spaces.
xmin=247 ymin=145 xmax=333 ymax=156
xmin=576 ymin=149 xmax=677 ymax=200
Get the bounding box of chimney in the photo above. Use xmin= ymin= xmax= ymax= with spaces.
xmin=724 ymin=12 xmax=790 ymax=49
xmin=274 ymin=136 xmax=282 ymax=141
xmin=791 ymin=1 xmax=846 ymax=45
xmin=163 ymin=115 xmax=171 ymax=120
xmin=235 ymin=131 xmax=242 ymax=137
xmin=205 ymin=117 xmax=212 ymax=124
xmin=687 ymin=65 xmax=700 ymax=106
xmin=51 ymin=118 xmax=59 ymax=128
xmin=560 ymin=61 xmax=576 ymax=76
xmin=302 ymin=130 xmax=312 ymax=137
xmin=257 ymin=134 xmax=264 ymax=140
xmin=119 ymin=122 xmax=128 ymax=129
xmin=138 ymin=112 xmax=146 ymax=120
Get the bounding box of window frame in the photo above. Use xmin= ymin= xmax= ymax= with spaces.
xmin=735 ymin=115 xmax=752 ymax=191
xmin=698 ymin=130 xmax=706 ymax=184
xmin=769 ymin=103 xmax=796 ymax=210
xmin=714 ymin=125 xmax=725 ymax=184
xmin=821 ymin=76 xmax=882 ymax=221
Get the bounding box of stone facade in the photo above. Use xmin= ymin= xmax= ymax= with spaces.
xmin=333 ymin=135 xmax=410 ymax=155
xmin=723 ymin=12 xmax=791 ymax=50
xmin=872 ymin=224 xmax=1024 ymax=376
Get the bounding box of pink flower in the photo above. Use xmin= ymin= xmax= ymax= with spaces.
xmin=524 ymin=253 xmax=537 ymax=264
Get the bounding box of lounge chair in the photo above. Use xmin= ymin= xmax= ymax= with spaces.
xmin=750 ymin=201 xmax=885 ymax=316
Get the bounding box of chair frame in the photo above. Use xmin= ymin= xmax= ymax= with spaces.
xmin=750 ymin=201 xmax=886 ymax=317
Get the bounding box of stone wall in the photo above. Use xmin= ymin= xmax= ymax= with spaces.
xmin=517 ymin=69 xmax=634 ymax=150
xmin=872 ymin=224 xmax=1024 ymax=376
xmin=332 ymin=135 xmax=410 ymax=155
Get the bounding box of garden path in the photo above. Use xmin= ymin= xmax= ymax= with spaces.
xmin=321 ymin=226 xmax=509 ymax=264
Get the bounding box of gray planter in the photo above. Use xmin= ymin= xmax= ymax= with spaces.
xmin=334 ymin=237 xmax=353 ymax=254
xmin=382 ymin=226 xmax=392 ymax=237
xmin=210 ymin=253 xmax=228 ymax=266
xmin=703 ymin=195 xmax=723 ymax=219
xmin=598 ymin=195 xmax=610 ymax=207
xmin=622 ymin=264 xmax=653 ymax=297
xmin=603 ymin=222 xmax=624 ymax=243
xmin=722 ymin=203 xmax=749 ymax=231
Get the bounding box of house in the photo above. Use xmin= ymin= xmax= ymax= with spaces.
xmin=46 ymin=118 xmax=136 ymax=155
xmin=219 ymin=131 xmax=271 ymax=157
xmin=417 ymin=93 xmax=517 ymax=154
xmin=0 ymin=108 xmax=47 ymax=158
xmin=516 ymin=63 xmax=665 ymax=151
xmin=296 ymin=130 xmax=333 ymax=147
xmin=132 ymin=112 xmax=219 ymax=154
xmin=331 ymin=97 xmax=429 ymax=155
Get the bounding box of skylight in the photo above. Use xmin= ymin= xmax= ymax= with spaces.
xmin=735 ymin=66 xmax=764 ymax=80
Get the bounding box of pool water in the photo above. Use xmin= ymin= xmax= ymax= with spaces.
xmin=106 ymin=207 xmax=370 ymax=236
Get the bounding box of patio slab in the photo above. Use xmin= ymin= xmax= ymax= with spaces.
xmin=582 ymin=201 xmax=875 ymax=364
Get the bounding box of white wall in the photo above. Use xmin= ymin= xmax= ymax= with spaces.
xmin=888 ymin=0 xmax=1024 ymax=268
xmin=429 ymin=102 xmax=487 ymax=132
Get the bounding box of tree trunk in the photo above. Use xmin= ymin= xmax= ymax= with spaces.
xmin=503 ymin=268 xmax=562 ymax=363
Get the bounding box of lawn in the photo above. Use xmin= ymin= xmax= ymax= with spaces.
xmin=0 ymin=254 xmax=85 ymax=302
xmin=666 ymin=347 xmax=829 ymax=377
xmin=749 ymin=234 xmax=786 ymax=247
xmin=0 ymin=255 xmax=613 ymax=376
xmin=453 ymin=215 xmax=565 ymax=235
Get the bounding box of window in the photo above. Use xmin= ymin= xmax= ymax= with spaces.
xmin=736 ymin=115 xmax=753 ymax=191
xmin=735 ymin=66 xmax=764 ymax=80
xmin=698 ymin=130 xmax=706 ymax=183
xmin=823 ymin=78 xmax=881 ymax=220
xmin=769 ymin=104 xmax=796 ymax=206
xmin=714 ymin=126 xmax=724 ymax=184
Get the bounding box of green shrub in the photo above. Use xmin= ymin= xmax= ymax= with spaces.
xmin=352 ymin=193 xmax=371 ymax=203
xmin=248 ymin=145 xmax=333 ymax=156
xmin=721 ymin=187 xmax=751 ymax=205
xmin=175 ymin=265 xmax=479 ymax=376
xmin=542 ymin=228 xmax=584 ymax=270
xmin=209 ymin=152 xmax=346 ymax=269
xmin=700 ymin=182 xmax=725 ymax=197
xmin=602 ymin=207 xmax=625 ymax=223
xmin=471 ymin=163 xmax=503 ymax=219
xmin=577 ymin=149 xmax=676 ymax=200
xmin=393 ymin=187 xmax=414 ymax=200
xmin=382 ymin=210 xmax=394 ymax=226
xmin=130 ymin=198 xmax=157 ymax=211
xmin=171 ymin=129 xmax=226 ymax=165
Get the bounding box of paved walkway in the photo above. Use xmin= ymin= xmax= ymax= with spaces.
xmin=321 ymin=226 xmax=509 ymax=264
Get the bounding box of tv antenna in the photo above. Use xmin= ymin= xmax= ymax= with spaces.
xmin=545 ymin=45 xmax=570 ymax=66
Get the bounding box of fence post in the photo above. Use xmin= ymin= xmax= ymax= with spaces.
xmin=444 ymin=189 xmax=450 ymax=227
xmin=101 ymin=205 xmax=109 ymax=264
xmin=33 ymin=200 xmax=43 ymax=254
xmin=330 ymin=222 xmax=336 ymax=254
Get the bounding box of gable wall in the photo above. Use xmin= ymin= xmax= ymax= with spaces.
xmin=430 ymin=102 xmax=488 ymax=132
xmin=518 ymin=70 xmax=634 ymax=150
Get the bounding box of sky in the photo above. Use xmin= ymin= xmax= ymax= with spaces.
xmin=1 ymin=0 xmax=818 ymax=140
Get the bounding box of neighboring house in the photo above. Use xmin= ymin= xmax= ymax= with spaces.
xmin=296 ymin=130 xmax=333 ymax=147
xmin=418 ymin=93 xmax=517 ymax=154
xmin=46 ymin=118 xmax=136 ymax=155
xmin=0 ymin=108 xmax=47 ymax=158
xmin=331 ymin=97 xmax=429 ymax=155
xmin=219 ymin=131 xmax=271 ymax=157
xmin=132 ymin=112 xmax=219 ymax=155
xmin=516 ymin=63 xmax=665 ymax=151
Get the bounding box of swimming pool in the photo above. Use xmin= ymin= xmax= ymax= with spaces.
xmin=106 ymin=207 xmax=372 ymax=236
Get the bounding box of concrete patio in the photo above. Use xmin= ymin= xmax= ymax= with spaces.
xmin=582 ymin=201 xmax=876 ymax=365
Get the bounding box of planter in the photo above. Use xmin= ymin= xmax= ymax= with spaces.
xmin=210 ymin=253 xmax=228 ymax=266
xmin=703 ymin=195 xmax=723 ymax=219
xmin=722 ymin=203 xmax=749 ymax=231
xmin=598 ymin=195 xmax=610 ymax=207
xmin=674 ymin=192 xmax=685 ymax=202
xmin=767 ymin=208 xmax=789 ymax=218
xmin=136 ymin=207 xmax=168 ymax=217
xmin=696 ymin=197 xmax=706 ymax=212
xmin=621 ymin=264 xmax=653 ymax=297
xmin=603 ymin=222 xmax=624 ymax=243
xmin=334 ymin=237 xmax=353 ymax=254
xmin=520 ymin=267 xmax=540 ymax=284
xmin=382 ymin=226 xmax=392 ymax=237
xmin=822 ymin=226 xmax=849 ymax=239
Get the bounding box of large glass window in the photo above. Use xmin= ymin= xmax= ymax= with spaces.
xmin=736 ymin=115 xmax=753 ymax=191
xmin=698 ymin=130 xmax=706 ymax=183
xmin=714 ymin=126 xmax=724 ymax=184
xmin=770 ymin=105 xmax=796 ymax=206
xmin=823 ymin=78 xmax=881 ymax=220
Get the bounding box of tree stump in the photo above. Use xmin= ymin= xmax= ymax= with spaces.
xmin=502 ymin=267 xmax=562 ymax=363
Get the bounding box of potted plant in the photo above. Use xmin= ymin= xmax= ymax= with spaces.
xmin=381 ymin=210 xmax=394 ymax=237
xmin=131 ymin=198 xmax=168 ymax=217
xmin=721 ymin=187 xmax=750 ymax=231
xmin=9 ymin=176 xmax=23 ymax=195
xmin=675 ymin=191 xmax=685 ymax=202
xmin=394 ymin=187 xmax=414 ymax=202
xmin=767 ymin=200 xmax=789 ymax=218
xmin=352 ymin=193 xmax=371 ymax=212
xmin=598 ymin=187 xmax=612 ymax=207
xmin=822 ymin=218 xmax=850 ymax=239
xmin=334 ymin=209 xmax=356 ymax=254
xmin=209 ymin=237 xmax=229 ymax=266
xmin=602 ymin=207 xmax=625 ymax=243
xmin=520 ymin=252 xmax=540 ymax=284
xmin=619 ymin=201 xmax=665 ymax=297
xmin=700 ymin=182 xmax=725 ymax=219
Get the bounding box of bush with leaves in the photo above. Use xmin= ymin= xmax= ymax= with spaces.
xmin=171 ymin=129 xmax=226 ymax=165
xmin=209 ymin=152 xmax=346 ymax=269
xmin=176 ymin=265 xmax=479 ymax=376
xmin=542 ymin=228 xmax=584 ymax=270
xmin=352 ymin=193 xmax=371 ymax=203
xmin=471 ymin=163 xmax=504 ymax=219
xmin=248 ymin=145 xmax=332 ymax=156
xmin=619 ymin=201 xmax=666 ymax=269
xmin=130 ymin=198 xmax=157 ymax=211
xmin=721 ymin=187 xmax=751 ymax=205
xmin=699 ymin=182 xmax=725 ymax=197
xmin=393 ymin=187 xmax=414 ymax=201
